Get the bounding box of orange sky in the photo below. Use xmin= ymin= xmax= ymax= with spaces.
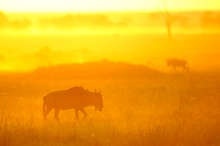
xmin=0 ymin=0 xmax=219 ymax=12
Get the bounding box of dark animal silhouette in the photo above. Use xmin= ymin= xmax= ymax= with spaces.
xmin=167 ymin=58 xmax=189 ymax=71
xmin=43 ymin=86 xmax=103 ymax=121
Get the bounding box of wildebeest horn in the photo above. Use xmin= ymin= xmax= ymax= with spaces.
xmin=98 ymin=88 xmax=101 ymax=93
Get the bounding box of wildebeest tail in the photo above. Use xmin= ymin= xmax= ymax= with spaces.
xmin=43 ymin=97 xmax=46 ymax=119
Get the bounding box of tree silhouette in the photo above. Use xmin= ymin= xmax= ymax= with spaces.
xmin=10 ymin=18 xmax=32 ymax=30
xmin=34 ymin=46 xmax=52 ymax=66
xmin=201 ymin=11 xmax=220 ymax=29
xmin=38 ymin=14 xmax=113 ymax=29
xmin=161 ymin=0 xmax=177 ymax=41
xmin=0 ymin=54 xmax=4 ymax=63
xmin=177 ymin=15 xmax=190 ymax=28
xmin=0 ymin=11 xmax=8 ymax=28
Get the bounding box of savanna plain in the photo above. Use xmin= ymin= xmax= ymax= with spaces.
xmin=0 ymin=22 xmax=220 ymax=145
xmin=0 ymin=72 xmax=220 ymax=146
xmin=1 ymin=4 xmax=220 ymax=146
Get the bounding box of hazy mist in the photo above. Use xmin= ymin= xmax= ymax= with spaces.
xmin=1 ymin=10 xmax=220 ymax=72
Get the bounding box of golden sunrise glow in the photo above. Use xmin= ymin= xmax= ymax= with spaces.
xmin=0 ymin=0 xmax=220 ymax=12
xmin=0 ymin=2 xmax=220 ymax=146
xmin=0 ymin=0 xmax=220 ymax=72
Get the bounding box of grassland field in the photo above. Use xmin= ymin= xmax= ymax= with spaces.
xmin=0 ymin=72 xmax=220 ymax=146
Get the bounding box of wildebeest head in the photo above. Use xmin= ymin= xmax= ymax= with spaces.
xmin=93 ymin=89 xmax=103 ymax=112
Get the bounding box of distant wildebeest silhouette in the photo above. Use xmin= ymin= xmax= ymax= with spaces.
xmin=43 ymin=86 xmax=103 ymax=121
xmin=167 ymin=58 xmax=189 ymax=71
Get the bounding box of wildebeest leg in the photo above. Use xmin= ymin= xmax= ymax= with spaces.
xmin=75 ymin=109 xmax=79 ymax=121
xmin=54 ymin=108 xmax=60 ymax=121
xmin=80 ymin=108 xmax=87 ymax=120
xmin=43 ymin=106 xmax=52 ymax=120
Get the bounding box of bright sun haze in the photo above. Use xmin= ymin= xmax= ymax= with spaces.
xmin=0 ymin=0 xmax=220 ymax=72
xmin=1 ymin=1 xmax=220 ymax=146
xmin=0 ymin=0 xmax=220 ymax=12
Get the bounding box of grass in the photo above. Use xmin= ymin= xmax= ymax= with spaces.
xmin=0 ymin=73 xmax=220 ymax=146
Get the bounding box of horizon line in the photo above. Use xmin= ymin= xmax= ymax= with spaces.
xmin=2 ymin=9 xmax=220 ymax=14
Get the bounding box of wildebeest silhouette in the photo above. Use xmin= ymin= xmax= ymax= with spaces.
xmin=43 ymin=86 xmax=103 ymax=121
xmin=167 ymin=58 xmax=189 ymax=71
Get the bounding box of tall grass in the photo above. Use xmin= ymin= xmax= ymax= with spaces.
xmin=0 ymin=73 xmax=220 ymax=146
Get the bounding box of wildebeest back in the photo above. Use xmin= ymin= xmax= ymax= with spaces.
xmin=44 ymin=87 xmax=89 ymax=110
